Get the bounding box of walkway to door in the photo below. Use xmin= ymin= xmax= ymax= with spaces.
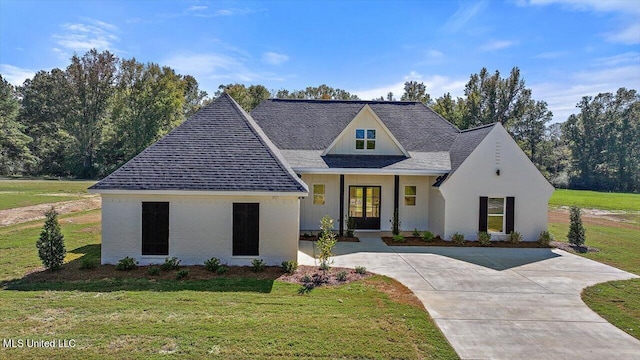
xmin=298 ymin=236 xmax=640 ymax=359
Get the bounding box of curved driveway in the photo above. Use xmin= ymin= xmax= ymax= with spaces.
xmin=298 ymin=236 xmax=640 ymax=359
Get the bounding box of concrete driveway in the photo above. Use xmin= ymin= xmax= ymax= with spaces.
xmin=298 ymin=236 xmax=640 ymax=359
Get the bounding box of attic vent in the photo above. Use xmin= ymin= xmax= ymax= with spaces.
xmin=495 ymin=141 xmax=501 ymax=165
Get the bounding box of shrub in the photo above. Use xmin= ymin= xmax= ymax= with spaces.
xmin=147 ymin=266 xmax=161 ymax=276
xmin=508 ymin=231 xmax=522 ymax=244
xmin=538 ymin=230 xmax=554 ymax=247
xmin=568 ymin=206 xmax=586 ymax=246
xmin=298 ymin=283 xmax=314 ymax=294
xmin=251 ymin=258 xmax=265 ymax=272
xmin=161 ymin=257 xmax=181 ymax=271
xmin=301 ymin=274 xmax=312 ymax=283
xmin=317 ymin=215 xmax=337 ymax=273
xmin=477 ymin=231 xmax=491 ymax=246
xmin=355 ymin=266 xmax=367 ymax=275
xmin=392 ymin=234 xmax=405 ymax=243
xmin=336 ymin=271 xmax=348 ymax=281
xmin=36 ymin=208 xmax=66 ymax=271
xmin=421 ymin=231 xmax=434 ymax=241
xmin=204 ymin=257 xmax=221 ymax=272
xmin=216 ymin=266 xmax=229 ymax=275
xmin=346 ymin=216 xmax=356 ymax=238
xmin=116 ymin=256 xmax=137 ymax=271
xmin=281 ymin=260 xmax=298 ymax=274
xmin=176 ymin=269 xmax=189 ymax=280
xmin=390 ymin=209 xmax=401 ymax=235
xmin=319 ymin=262 xmax=330 ymax=272
xmin=79 ymin=258 xmax=98 ymax=270
xmin=412 ymin=228 xmax=421 ymax=237
xmin=451 ymin=232 xmax=465 ymax=246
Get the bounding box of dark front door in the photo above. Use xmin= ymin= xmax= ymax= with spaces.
xmin=349 ymin=186 xmax=381 ymax=229
xmin=233 ymin=203 xmax=259 ymax=256
xmin=142 ymin=202 xmax=169 ymax=255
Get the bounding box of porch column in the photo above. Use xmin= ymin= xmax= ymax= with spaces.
xmin=394 ymin=175 xmax=400 ymax=218
xmin=339 ymin=174 xmax=345 ymax=236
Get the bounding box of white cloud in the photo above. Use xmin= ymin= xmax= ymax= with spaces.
xmin=480 ymin=40 xmax=517 ymax=51
xmin=352 ymin=71 xmax=467 ymax=101
xmin=0 ymin=64 xmax=35 ymax=86
xmin=53 ymin=19 xmax=118 ymax=52
xmin=531 ymin=65 xmax=640 ymax=123
xmin=443 ymin=1 xmax=486 ymax=33
xmin=215 ymin=8 xmax=253 ymax=16
xmin=524 ymin=0 xmax=640 ymax=44
xmin=187 ymin=5 xmax=208 ymax=12
xmin=262 ymin=52 xmax=289 ymax=65
xmin=428 ymin=49 xmax=444 ymax=58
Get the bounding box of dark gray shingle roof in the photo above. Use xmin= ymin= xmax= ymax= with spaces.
xmin=90 ymin=94 xmax=307 ymax=193
xmin=251 ymin=99 xmax=460 ymax=152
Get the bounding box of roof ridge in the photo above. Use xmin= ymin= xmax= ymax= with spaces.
xmin=416 ymin=102 xmax=462 ymax=133
xmin=268 ymin=98 xmax=421 ymax=104
xmin=460 ymin=122 xmax=498 ymax=133
xmin=222 ymin=94 xmax=308 ymax=193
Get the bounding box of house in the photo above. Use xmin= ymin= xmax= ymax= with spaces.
xmin=89 ymin=93 xmax=554 ymax=265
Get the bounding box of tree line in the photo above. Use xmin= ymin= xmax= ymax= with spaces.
xmin=1 ymin=49 xmax=638 ymax=192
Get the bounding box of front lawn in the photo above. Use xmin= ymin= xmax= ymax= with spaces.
xmin=0 ymin=211 xmax=456 ymax=359
xmin=0 ymin=179 xmax=96 ymax=210
xmin=582 ymin=279 xmax=640 ymax=340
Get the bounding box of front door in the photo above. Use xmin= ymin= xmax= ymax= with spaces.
xmin=233 ymin=203 xmax=259 ymax=256
xmin=348 ymin=186 xmax=381 ymax=229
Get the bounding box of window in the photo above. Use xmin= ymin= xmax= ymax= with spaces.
xmin=313 ymin=184 xmax=325 ymax=205
xmin=355 ymin=129 xmax=376 ymax=150
xmin=142 ymin=202 xmax=169 ymax=255
xmin=404 ymin=186 xmax=416 ymax=206
xmin=487 ymin=197 xmax=505 ymax=233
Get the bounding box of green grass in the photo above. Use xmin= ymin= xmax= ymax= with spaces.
xmin=0 ymin=179 xmax=96 ymax=210
xmin=0 ymin=210 xmax=456 ymax=359
xmin=549 ymin=189 xmax=640 ymax=211
xmin=581 ymin=279 xmax=640 ymax=340
xmin=548 ymin=222 xmax=640 ymax=275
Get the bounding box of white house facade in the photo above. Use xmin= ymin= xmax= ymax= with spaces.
xmin=90 ymin=94 xmax=553 ymax=266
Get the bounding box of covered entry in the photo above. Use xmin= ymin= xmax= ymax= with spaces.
xmin=349 ymin=186 xmax=381 ymax=229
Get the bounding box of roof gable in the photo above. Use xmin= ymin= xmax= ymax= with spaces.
xmin=90 ymin=94 xmax=307 ymax=193
xmin=323 ymin=105 xmax=409 ymax=157
xmin=251 ymin=99 xmax=459 ymax=152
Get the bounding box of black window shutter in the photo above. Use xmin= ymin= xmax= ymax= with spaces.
xmin=506 ymin=197 xmax=515 ymax=234
xmin=479 ymin=197 xmax=488 ymax=232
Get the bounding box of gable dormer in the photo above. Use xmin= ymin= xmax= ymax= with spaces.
xmin=323 ymin=105 xmax=409 ymax=156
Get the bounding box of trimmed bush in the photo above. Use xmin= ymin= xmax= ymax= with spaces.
xmin=317 ymin=215 xmax=337 ymax=272
xmin=36 ymin=208 xmax=66 ymax=271
xmin=477 ymin=231 xmax=491 ymax=247
xmin=251 ymin=259 xmax=265 ymax=272
xmin=147 ymin=266 xmax=161 ymax=276
xmin=336 ymin=271 xmax=348 ymax=281
xmin=216 ymin=266 xmax=229 ymax=275
xmin=538 ymin=230 xmax=554 ymax=247
xmin=116 ymin=256 xmax=137 ymax=271
xmin=421 ymin=231 xmax=434 ymax=242
xmin=392 ymin=234 xmax=405 ymax=242
xmin=451 ymin=232 xmax=464 ymax=246
xmin=176 ymin=269 xmax=189 ymax=280
xmin=79 ymin=258 xmax=98 ymax=270
xmin=355 ymin=266 xmax=367 ymax=275
xmin=568 ymin=206 xmax=586 ymax=246
xmin=281 ymin=260 xmax=298 ymax=274
xmin=508 ymin=231 xmax=522 ymax=244
xmin=161 ymin=257 xmax=181 ymax=271
xmin=346 ymin=216 xmax=356 ymax=238
xmin=204 ymin=257 xmax=221 ymax=272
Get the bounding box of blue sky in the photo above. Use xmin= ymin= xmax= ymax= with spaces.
xmin=1 ymin=0 xmax=638 ymax=122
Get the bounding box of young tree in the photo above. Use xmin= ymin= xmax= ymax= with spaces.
xmin=36 ymin=208 xmax=66 ymax=270
xmin=317 ymin=215 xmax=337 ymax=273
xmin=567 ymin=206 xmax=586 ymax=247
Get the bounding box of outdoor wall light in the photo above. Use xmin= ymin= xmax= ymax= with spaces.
xmin=496 ymin=169 xmax=501 ymax=176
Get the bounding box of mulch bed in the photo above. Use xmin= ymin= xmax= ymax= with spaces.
xmin=551 ymin=241 xmax=600 ymax=254
xmin=300 ymin=235 xmax=360 ymax=242
xmin=6 ymin=262 xmax=371 ymax=289
xmin=382 ymin=236 xmax=550 ymax=248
